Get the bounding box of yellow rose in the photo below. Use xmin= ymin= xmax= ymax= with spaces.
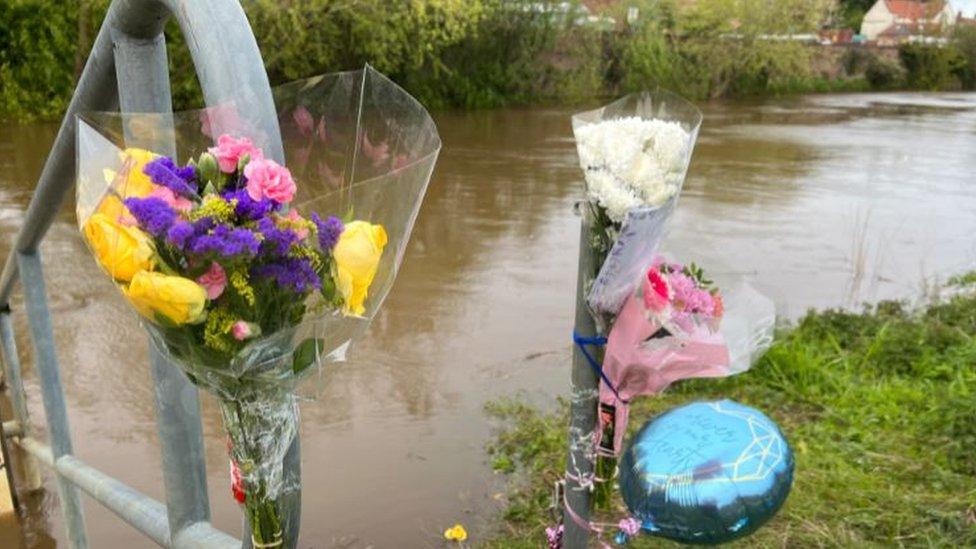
xmin=82 ymin=213 xmax=154 ymax=282
xmin=333 ymin=221 xmax=388 ymax=316
xmin=94 ymin=194 xmax=135 ymax=224
xmin=124 ymin=271 xmax=207 ymax=325
xmin=119 ymin=147 xmax=158 ymax=198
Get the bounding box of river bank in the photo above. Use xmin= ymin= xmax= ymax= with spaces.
xmin=3 ymin=1 xmax=976 ymax=121
xmin=484 ymin=277 xmax=976 ymax=547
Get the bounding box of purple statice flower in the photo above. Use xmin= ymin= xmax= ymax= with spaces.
xmin=252 ymin=257 xmax=321 ymax=293
xmin=255 ymin=217 xmax=298 ymax=257
xmin=187 ymin=223 xmax=260 ymax=258
xmin=311 ymin=212 xmax=344 ymax=250
xmin=222 ymin=187 xmax=277 ymax=221
xmin=124 ymin=196 xmax=177 ymax=236
xmin=143 ymin=156 xmax=198 ymax=197
xmin=166 ymin=221 xmax=195 ymax=248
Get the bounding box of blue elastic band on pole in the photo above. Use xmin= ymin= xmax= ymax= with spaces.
xmin=572 ymin=332 xmax=625 ymax=403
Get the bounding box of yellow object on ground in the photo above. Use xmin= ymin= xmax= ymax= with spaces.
xmin=443 ymin=523 xmax=467 ymax=542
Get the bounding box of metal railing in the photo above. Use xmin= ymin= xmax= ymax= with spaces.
xmin=0 ymin=1 xmax=298 ymax=547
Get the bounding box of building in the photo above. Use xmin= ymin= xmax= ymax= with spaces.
xmin=860 ymin=0 xmax=957 ymax=42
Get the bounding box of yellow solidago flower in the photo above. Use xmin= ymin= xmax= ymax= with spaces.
xmin=333 ymin=221 xmax=387 ymax=316
xmin=203 ymin=307 xmax=238 ymax=353
xmin=124 ymin=271 xmax=207 ymax=325
xmin=229 ymin=269 xmax=256 ymax=307
xmin=118 ymin=148 xmax=158 ymax=198
xmin=82 ymin=213 xmax=154 ymax=282
xmin=189 ymin=195 xmax=237 ymax=222
xmin=444 ymin=524 xmax=467 ymax=542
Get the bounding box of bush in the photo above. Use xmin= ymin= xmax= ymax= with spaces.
xmin=898 ymin=43 xmax=967 ymax=91
xmin=864 ymin=54 xmax=905 ymax=88
xmin=400 ymin=0 xmax=606 ymax=109
xmin=951 ymin=25 xmax=976 ymax=89
xmin=0 ymin=0 xmax=87 ymax=121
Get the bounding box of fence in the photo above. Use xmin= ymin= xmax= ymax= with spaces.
xmin=0 ymin=1 xmax=299 ymax=546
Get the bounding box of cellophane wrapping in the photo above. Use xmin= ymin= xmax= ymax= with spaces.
xmin=572 ymin=91 xmax=702 ymax=319
xmin=76 ymin=66 xmax=440 ymax=547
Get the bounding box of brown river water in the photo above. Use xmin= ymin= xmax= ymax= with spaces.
xmin=0 ymin=92 xmax=974 ymax=547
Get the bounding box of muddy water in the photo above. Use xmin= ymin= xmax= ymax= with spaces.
xmin=0 ymin=92 xmax=974 ymax=547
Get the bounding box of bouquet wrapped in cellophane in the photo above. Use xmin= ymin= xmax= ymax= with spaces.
xmin=572 ymin=91 xmax=702 ymax=326
xmin=75 ymin=67 xmax=440 ymax=547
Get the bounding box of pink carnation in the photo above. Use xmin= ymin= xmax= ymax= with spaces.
xmin=282 ymin=209 xmax=309 ymax=240
xmin=209 ymin=134 xmax=263 ymax=174
xmin=232 ymin=321 xmax=256 ymax=341
xmin=667 ymin=272 xmax=698 ymax=313
xmin=244 ymin=158 xmax=296 ymax=204
xmin=643 ymin=268 xmax=671 ymax=313
xmin=149 ymin=186 xmax=192 ymax=213
xmin=196 ymin=262 xmax=227 ymax=300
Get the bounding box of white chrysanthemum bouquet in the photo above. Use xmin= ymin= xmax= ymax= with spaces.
xmin=572 ymin=91 xmax=702 ymax=319
xmin=574 ymin=116 xmax=690 ymax=223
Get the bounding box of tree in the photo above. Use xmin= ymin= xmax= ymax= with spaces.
xmin=838 ymin=0 xmax=876 ymax=30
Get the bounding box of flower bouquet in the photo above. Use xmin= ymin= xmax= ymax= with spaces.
xmin=75 ymin=67 xmax=440 ymax=547
xmin=572 ymin=91 xmax=703 ymax=326
xmin=598 ymin=257 xmax=731 ymax=454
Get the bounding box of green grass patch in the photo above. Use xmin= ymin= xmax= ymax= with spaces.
xmin=484 ymin=285 xmax=976 ymax=547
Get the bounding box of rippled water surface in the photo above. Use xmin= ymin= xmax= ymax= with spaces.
xmin=0 ymin=92 xmax=974 ymax=547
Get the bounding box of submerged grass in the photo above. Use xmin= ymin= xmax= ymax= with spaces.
xmin=484 ymin=278 xmax=976 ymax=547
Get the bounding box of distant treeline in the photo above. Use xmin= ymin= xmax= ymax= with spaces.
xmin=2 ymin=0 xmax=975 ymax=122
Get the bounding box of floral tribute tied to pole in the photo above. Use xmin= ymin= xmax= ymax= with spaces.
xmin=75 ymin=67 xmax=440 ymax=548
xmin=559 ymin=92 xmax=778 ymax=546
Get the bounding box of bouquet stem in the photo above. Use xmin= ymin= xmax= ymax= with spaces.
xmin=219 ymin=392 xmax=299 ymax=548
xmin=593 ymin=455 xmax=616 ymax=510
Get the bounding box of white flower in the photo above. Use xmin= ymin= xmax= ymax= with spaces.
xmin=574 ymin=117 xmax=690 ymax=223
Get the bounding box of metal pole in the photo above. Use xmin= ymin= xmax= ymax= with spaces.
xmin=562 ymin=220 xmax=601 ymax=548
xmin=17 ymin=435 xmax=240 ymax=548
xmin=17 ymin=253 xmax=88 ymax=548
xmin=112 ymin=27 xmax=216 ymax=544
xmin=0 ymin=311 xmax=42 ymax=490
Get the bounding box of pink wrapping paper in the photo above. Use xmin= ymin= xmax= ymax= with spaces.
xmin=598 ymin=293 xmax=731 ymax=453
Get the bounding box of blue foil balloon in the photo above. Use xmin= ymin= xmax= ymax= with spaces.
xmin=618 ymin=400 xmax=794 ymax=545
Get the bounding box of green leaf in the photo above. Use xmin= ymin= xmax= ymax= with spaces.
xmin=292 ymin=338 xmax=324 ymax=375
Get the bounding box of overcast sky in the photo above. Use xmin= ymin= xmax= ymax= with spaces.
xmin=951 ymin=0 xmax=976 ymax=17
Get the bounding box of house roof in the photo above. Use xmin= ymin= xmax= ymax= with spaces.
xmin=877 ymin=21 xmax=943 ymax=36
xmin=884 ymin=0 xmax=946 ymax=21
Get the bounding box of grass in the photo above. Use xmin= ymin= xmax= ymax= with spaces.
xmin=483 ymin=277 xmax=976 ymax=547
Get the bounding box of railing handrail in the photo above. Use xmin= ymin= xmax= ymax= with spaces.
xmin=0 ymin=1 xmax=293 ymax=547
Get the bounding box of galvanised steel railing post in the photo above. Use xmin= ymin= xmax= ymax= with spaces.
xmin=104 ymin=1 xmax=297 ymax=544
xmin=17 ymin=252 xmax=88 ymax=548
xmin=0 ymin=311 xmax=42 ymax=491
xmin=112 ymin=26 xmax=215 ymax=543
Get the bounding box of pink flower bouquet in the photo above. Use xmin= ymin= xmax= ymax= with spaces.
xmin=598 ymin=257 xmax=731 ymax=453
